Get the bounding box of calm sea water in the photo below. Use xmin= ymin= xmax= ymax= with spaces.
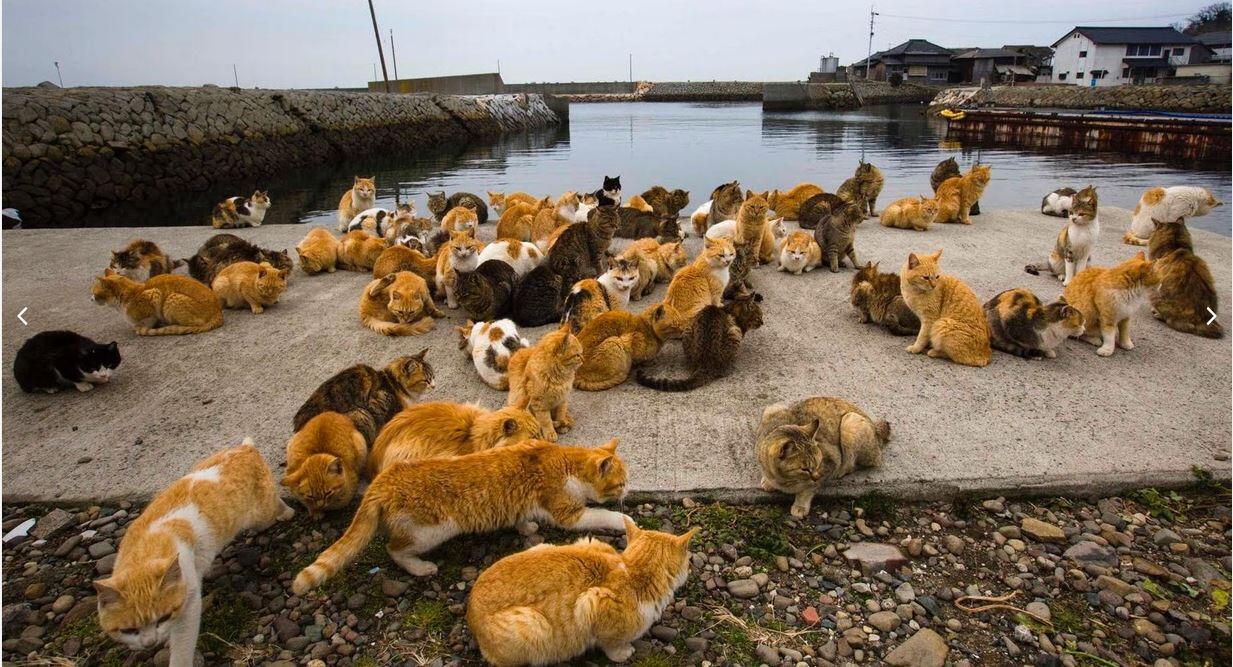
xmin=69 ymin=102 xmax=1233 ymax=235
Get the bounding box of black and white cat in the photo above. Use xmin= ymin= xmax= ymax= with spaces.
xmin=593 ymin=175 xmax=622 ymax=207
xmin=13 ymin=331 xmax=121 ymax=393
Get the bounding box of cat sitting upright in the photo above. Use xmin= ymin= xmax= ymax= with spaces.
xmin=337 ymin=177 xmax=376 ymax=231
xmin=1024 ymin=185 xmax=1100 ymax=285
xmin=13 ymin=330 xmax=120 ymax=393
xmin=592 ymin=175 xmax=622 ymax=206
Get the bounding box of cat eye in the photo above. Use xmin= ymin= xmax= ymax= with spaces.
xmin=121 ymin=628 xmax=140 ymax=635
xmin=157 ymin=612 xmax=173 ymax=623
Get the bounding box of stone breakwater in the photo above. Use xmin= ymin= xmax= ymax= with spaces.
xmin=1 ymin=86 xmax=564 ymax=227
xmin=929 ymin=84 xmax=1232 ymax=114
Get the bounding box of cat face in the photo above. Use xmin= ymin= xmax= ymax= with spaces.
xmin=95 ymin=560 xmax=186 ymax=651
xmin=427 ymin=192 xmax=449 ymax=216
xmin=1197 ymin=189 xmax=1223 ymax=216
xmin=967 ymin=164 xmax=992 ymax=186
xmin=738 ymin=194 xmax=770 ymax=221
xmin=621 ymin=517 xmax=698 ymax=591
xmin=352 ymin=177 xmax=375 ymax=199
xmin=580 ymin=438 xmax=627 ymax=502
xmin=1043 ymin=299 xmax=1086 ymax=338
xmin=668 ymin=189 xmax=690 ymax=210
xmin=853 ymin=261 xmax=880 ymax=287
xmin=79 ymin=341 xmax=121 ymax=382
xmin=110 ymin=250 xmax=141 ymax=270
xmin=919 ymin=198 xmax=940 ymax=221
xmin=588 ymin=205 xmax=622 ymax=238
xmin=602 ymin=175 xmax=621 ymax=196
xmin=487 ymin=191 xmax=506 ymax=207
xmin=283 ymin=453 xmax=350 ymax=516
xmin=904 ymin=250 xmax=943 ymax=292
xmin=726 ymin=291 xmax=764 ymax=332
xmin=91 ymin=271 xmax=131 ymax=305
xmin=605 ymin=258 xmax=640 ymax=293
xmin=784 ymin=232 xmax=813 ymax=262
xmin=656 ymin=216 xmax=685 ymax=242
xmin=702 ymin=237 xmax=736 ymax=268
xmin=766 ymin=423 xmax=824 ymax=487
xmin=387 ymin=348 xmax=434 ymax=397
xmin=255 ymin=262 xmax=289 ymax=301
xmin=713 ymin=181 xmax=743 ymax=209
xmin=1069 ymin=186 xmax=1098 ymax=225
xmin=449 ymin=232 xmax=482 ymax=269
xmin=557 ymin=191 xmax=580 ymax=209
xmin=250 ymin=190 xmax=270 ymax=206
xmin=376 ymin=274 xmax=431 ymax=322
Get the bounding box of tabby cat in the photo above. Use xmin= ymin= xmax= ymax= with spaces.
xmin=983 ymin=289 xmax=1085 ymax=359
xmin=930 ymin=157 xmax=981 ymax=216
xmin=615 ymin=206 xmax=663 ymax=239
xmin=455 ymin=259 xmax=518 ymax=322
xmin=756 ymin=397 xmax=890 ymax=518
xmin=814 ymin=195 xmax=862 ymax=272
xmin=293 ymin=351 xmax=433 ymax=444
xmin=186 ymin=233 xmax=292 ymax=285
xmin=291 ymin=440 xmax=629 ymax=592
xmin=879 ymin=196 xmax=940 ymax=232
xmin=768 ymin=183 xmax=824 ymax=220
xmin=850 ymin=262 xmax=920 ymax=336
xmin=636 ymin=290 xmax=764 ymax=391
xmin=901 ymin=250 xmax=991 ymax=367
xmin=359 ymin=271 xmax=443 ymax=336
xmin=796 ymin=192 xmax=849 ymax=231
xmin=704 ymin=180 xmax=744 ymax=232
xmin=210 ymin=261 xmax=288 ymax=314
xmin=95 ymin=442 xmax=292 ymax=667
xmin=547 ymin=205 xmax=622 ymax=285
xmin=574 ymin=304 xmax=680 ymax=391
xmin=1062 ymin=251 xmax=1160 ymax=356
xmin=428 ymin=191 xmax=489 ymax=225
xmin=468 ymin=519 xmax=696 ymax=666
xmin=1126 ymin=185 xmax=1222 ymax=246
xmin=337 ymin=177 xmax=376 ymax=231
xmin=92 ymin=271 xmax=223 ymax=336
xmin=835 ymin=161 xmax=883 ymax=218
xmin=457 ymin=319 xmax=530 ymax=390
xmin=619 ymin=238 xmax=688 ymax=301
xmin=934 ymin=164 xmax=992 ymax=225
xmin=13 ymin=330 xmax=120 ymax=394
xmin=295 ymin=228 xmax=339 ymax=275
xmin=506 ymin=325 xmax=585 ymax=441
xmin=1147 ymin=218 xmax=1223 ymax=338
xmin=511 ymin=263 xmax=569 ymax=327
xmin=639 ymin=185 xmax=691 ymax=219
xmin=367 ymin=401 xmax=543 ymax=475
xmin=211 ymin=190 xmax=270 ymax=229
xmin=282 ymin=412 xmax=367 ymax=517
xmin=1024 ymin=185 xmax=1100 ymax=285
xmin=110 ymin=240 xmax=182 ymax=282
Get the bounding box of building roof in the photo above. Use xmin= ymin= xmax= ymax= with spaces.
xmin=880 ymin=39 xmax=954 ymax=56
xmin=1197 ymin=31 xmax=1232 ymax=47
xmin=953 ymin=48 xmax=1024 ymax=60
xmin=1053 ymin=26 xmax=1197 ymax=48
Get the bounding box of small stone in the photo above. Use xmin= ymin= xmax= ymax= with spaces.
xmin=685 ymin=637 xmax=708 ymax=652
xmin=31 ymin=509 xmax=74 ymax=540
xmin=1095 ymin=575 xmax=1134 ymax=598
xmin=727 ymin=579 xmax=760 ymax=599
xmin=1064 ymin=541 xmax=1118 ymax=567
xmin=944 ymin=535 xmax=965 ymax=554
xmin=1013 ymin=624 xmax=1033 ymax=643
xmin=651 ymin=625 xmax=678 ymax=642
xmin=775 ymin=555 xmax=790 ymax=572
xmin=756 ymin=644 xmax=781 ymax=665
xmin=273 ymin=617 xmax=300 ymax=643
xmin=843 ymin=543 xmax=908 ymax=574
xmin=1133 ymin=557 xmax=1169 ymax=578
xmin=801 ymin=606 xmax=820 ymax=626
xmin=346 ymin=593 xmax=366 ymax=610
xmin=947 ymin=618 xmax=962 ymax=631
xmin=1020 ymin=518 xmax=1066 ymax=543
xmin=381 ymin=578 xmax=410 ymax=597
xmin=869 ymin=611 xmax=902 ymax=632
xmin=24 ymin=583 xmax=46 ymax=600
xmin=95 ymin=553 xmax=117 ymax=575
xmin=88 ymin=541 xmax=116 ymax=559
xmin=894 ymin=582 xmax=915 ymax=603
xmin=885 ymin=628 xmax=949 ymax=667
xmin=1133 ymin=618 xmax=1167 ymax=643
xmin=51 ymin=595 xmax=75 ymax=614
xmin=1152 ymin=529 xmax=1182 ymax=546
xmin=982 ymin=499 xmax=1005 ymax=513
xmin=1025 ymin=601 xmax=1051 ymax=623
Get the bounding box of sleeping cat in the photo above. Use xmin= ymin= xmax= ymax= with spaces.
xmin=1148 ymin=218 xmax=1223 ymax=338
xmin=592 ymin=175 xmax=622 ymax=206
xmin=186 ymin=233 xmax=292 ymax=285
xmin=756 ymin=397 xmax=889 ymax=518
xmin=92 ymin=271 xmax=223 ymax=336
xmin=337 ymin=230 xmax=390 ymax=272
xmin=1024 ymin=185 xmax=1099 ymax=285
xmin=295 ymin=228 xmax=339 ymax=275
xmin=282 ymin=412 xmax=367 ymax=517
xmin=457 ymin=319 xmax=530 ymax=390
xmin=850 ymin=262 xmax=920 ymax=336
xmin=293 ymin=351 xmax=433 ymax=444
xmin=574 ymin=304 xmax=680 ymax=391
xmin=506 ymin=325 xmax=585 ymax=441
xmin=372 ymin=245 xmax=439 ymax=283
xmin=1062 ymin=251 xmax=1160 ymax=356
xmin=210 ymin=261 xmax=289 ymax=314
xmin=636 ymin=290 xmax=764 ymax=391
xmin=368 ymin=401 xmax=543 ymax=475
xmin=468 ymin=519 xmax=695 ymax=666
xmin=930 ymin=157 xmax=981 ymax=216
xmin=498 ymin=197 xmax=553 ymax=241
xmin=1125 ymin=185 xmax=1223 ymax=245
xmin=619 ymin=238 xmax=688 ymax=301
xmin=428 ymin=191 xmax=489 ymax=225
xmin=291 ymin=439 xmax=629 ymax=593
xmin=455 ymin=259 xmax=518 ymax=322
xmin=211 ymin=190 xmax=270 ymax=229
xmin=1040 ymin=187 xmax=1077 ymax=217
xmin=984 ymin=289 xmax=1085 ymax=359
xmin=768 ymin=183 xmax=824 ymax=220
xmin=13 ymin=330 xmax=120 ymax=393
xmin=346 ymin=205 xmax=410 ymax=237
xmin=337 ymin=177 xmax=376 ymax=231
xmin=95 ymin=442 xmax=292 ymax=667
xmin=901 ymin=250 xmax=991 ymax=367
xmin=360 ymin=271 xmax=443 ymax=336
xmin=110 ymin=240 xmax=182 ymax=282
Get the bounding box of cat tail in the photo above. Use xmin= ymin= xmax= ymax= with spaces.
xmin=364 ymin=316 xmax=436 ymax=336
xmin=633 ymin=367 xmax=714 ymax=392
xmin=1023 ymin=262 xmax=1047 ymax=276
xmin=292 ymin=492 xmax=382 ymax=595
xmin=136 ymin=311 xmax=223 ymax=336
xmin=873 ymin=419 xmax=891 ymax=446
xmin=1162 ymin=313 xmax=1225 ymax=339
xmin=561 ymin=288 xmax=591 ymax=333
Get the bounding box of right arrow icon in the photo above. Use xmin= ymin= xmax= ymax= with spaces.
xmin=1207 ymin=307 xmax=1218 ymax=326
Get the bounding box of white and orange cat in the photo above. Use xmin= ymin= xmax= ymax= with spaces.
xmin=435 ymin=230 xmax=484 ymax=308
xmin=1125 ymin=185 xmax=1222 ymax=245
xmin=95 ymin=442 xmax=293 ymax=667
xmin=478 ymin=239 xmax=543 ymax=278
xmin=777 ymin=230 xmax=822 ymax=274
xmin=337 ymin=177 xmax=376 ymax=231
xmin=618 ymin=238 xmax=688 ymax=301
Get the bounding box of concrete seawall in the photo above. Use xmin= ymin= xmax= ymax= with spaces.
xmin=1 ymin=86 xmax=565 ymax=227
xmin=929 ymin=83 xmax=1232 ymax=114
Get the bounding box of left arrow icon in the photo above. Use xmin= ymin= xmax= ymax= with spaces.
xmin=17 ymin=307 xmax=28 ymax=325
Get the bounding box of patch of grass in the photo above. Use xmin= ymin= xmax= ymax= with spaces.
xmin=710 ymin=622 xmax=756 ymax=664
xmin=199 ymin=586 xmax=255 ymax=657
xmin=632 ymin=651 xmax=681 ymax=667
xmin=402 ymin=599 xmax=452 ymax=635
xmin=1130 ymin=488 xmax=1189 ymax=522
xmin=949 ymin=492 xmax=979 ymax=521
xmin=637 ymin=515 xmax=663 ymax=530
xmin=353 ymin=657 xmax=380 ymax=667
xmin=852 ymin=491 xmax=898 ymax=522
xmin=672 ymin=503 xmax=789 ymax=565
xmin=1050 ymin=599 xmax=1086 ymax=634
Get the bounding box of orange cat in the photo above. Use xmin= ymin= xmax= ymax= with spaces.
xmin=296 ymin=227 xmax=339 ymax=275
xmin=663 ymin=236 xmax=735 ymax=329
xmin=292 ymin=439 xmax=629 ymax=592
xmin=468 ymin=519 xmax=696 ymax=666
xmin=1063 ymin=251 xmax=1161 ymax=356
xmin=441 ymin=204 xmax=480 ymax=235
xmin=777 ymin=230 xmax=822 ymax=274
xmin=530 ymin=193 xmax=578 ymax=245
xmin=210 ymin=261 xmax=288 ymax=314
xmin=626 ymin=194 xmax=654 ymax=213
xmin=935 ymin=165 xmax=991 ymax=225
xmin=367 ymin=401 xmax=543 ymax=476
xmin=435 ymin=230 xmax=484 ymax=308
xmin=880 ymin=196 xmax=940 ymax=231
xmin=488 ymin=191 xmax=537 ymax=215
xmin=900 ymin=250 xmax=991 ymax=366
xmin=574 ymin=305 xmax=680 ymax=391
xmin=282 ymin=412 xmax=367 ymax=517
xmin=768 ymin=182 xmax=824 ymax=220
xmin=620 ymin=238 xmax=688 ymax=301
xmin=359 ymin=271 xmax=443 ymax=336
xmin=498 ymin=196 xmax=554 ymax=241
xmin=337 ymin=176 xmax=376 ymax=230
xmin=92 ymin=270 xmax=223 ymax=336
xmin=337 ymin=230 xmax=388 ymax=271
xmin=506 ymin=325 xmax=585 ymax=441
xmin=95 ymin=442 xmax=292 ymax=665
xmin=372 ymin=244 xmax=439 ymax=283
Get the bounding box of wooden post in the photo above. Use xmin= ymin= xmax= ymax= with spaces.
xmin=368 ymin=0 xmax=391 ymax=92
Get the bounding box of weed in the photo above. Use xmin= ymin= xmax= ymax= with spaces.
xmin=402 ymin=599 xmax=452 ymax=635
xmin=852 ymin=491 xmax=897 ymax=522
xmin=199 ymin=586 xmax=254 ymax=656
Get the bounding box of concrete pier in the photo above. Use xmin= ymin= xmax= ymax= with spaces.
xmin=2 ymin=207 xmax=1229 ymax=504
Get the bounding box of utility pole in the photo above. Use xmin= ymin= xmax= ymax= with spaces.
xmin=866 ymin=6 xmax=877 ymax=81
xmin=53 ymin=61 xmax=63 ymax=87
xmin=389 ymin=28 xmax=398 ymax=80
xmin=368 ymin=0 xmax=391 ymax=92
xmin=629 ymin=53 xmax=633 ymax=82
xmin=232 ymin=64 xmax=239 ymax=87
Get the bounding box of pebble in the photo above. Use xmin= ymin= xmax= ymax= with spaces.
xmin=87 ymin=540 xmax=115 ymax=559
xmin=726 ymin=579 xmax=760 ymax=599
xmin=51 ymin=595 xmax=75 ymax=614
xmin=1020 ymin=518 xmax=1066 ymax=542
xmin=868 ymin=610 xmax=901 ymax=632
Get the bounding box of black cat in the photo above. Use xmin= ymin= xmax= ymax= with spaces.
xmin=455 ymin=259 xmax=518 ymax=322
xmin=187 ymin=233 xmax=292 ymax=284
xmin=512 ymin=264 xmax=567 ymax=327
xmin=592 ymin=175 xmax=622 ymax=207
xmin=13 ymin=331 xmax=121 ymax=393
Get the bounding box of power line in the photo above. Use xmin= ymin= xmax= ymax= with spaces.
xmin=875 ymin=11 xmax=1193 ymax=25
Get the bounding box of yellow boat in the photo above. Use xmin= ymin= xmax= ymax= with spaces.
xmin=939 ymin=109 xmax=966 ymax=120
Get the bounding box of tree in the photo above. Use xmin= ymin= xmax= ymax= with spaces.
xmin=1177 ymin=2 xmax=1231 ymax=35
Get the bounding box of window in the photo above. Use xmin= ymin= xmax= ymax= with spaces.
xmin=1090 ymin=70 xmax=1106 ymax=80
xmin=1079 ymin=50 xmax=1088 ymax=58
xmin=1077 ymin=71 xmax=1085 ymax=78
xmin=930 ymin=70 xmax=948 ymax=80
xmin=1122 ymin=67 xmax=1130 ymax=77
xmin=907 ymin=65 xmax=927 ymax=77
xmin=1058 ymin=72 xmax=1068 ymax=81
xmin=1173 ymin=47 xmax=1185 ymax=56
xmin=1126 ymin=44 xmax=1163 ymax=56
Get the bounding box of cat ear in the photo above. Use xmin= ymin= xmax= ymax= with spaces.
xmin=327 ymin=458 xmax=343 ymax=475
xmin=103 ymin=267 xmax=116 ymax=277
xmin=753 ymin=292 xmax=764 ymax=303
xmin=907 ymin=253 xmax=919 ymax=269
xmin=502 ymin=418 xmax=519 ymax=437
xmin=160 ymin=558 xmax=183 ymax=588
xmin=555 ymin=326 xmax=573 ymax=350
xmin=932 ymin=249 xmax=943 ymax=261
xmin=108 ymin=342 xmax=118 ymax=352
xmin=414 ymin=347 xmax=429 ymax=361
xmin=677 ymin=527 xmax=700 ymax=546
xmin=776 ymin=440 xmax=796 ymax=460
xmin=744 ymin=189 xmax=755 ymax=200
xmin=1134 ymin=250 xmax=1146 ymax=261
xmin=805 ymin=419 xmax=822 ymax=441
xmin=1151 ymin=218 xmax=1163 ymax=229
xmin=600 ymin=437 xmax=619 ymax=453
xmin=93 ymin=579 xmax=122 ymax=606
xmin=622 ymin=515 xmax=640 ymax=539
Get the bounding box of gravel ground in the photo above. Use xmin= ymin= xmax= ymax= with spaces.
xmin=3 ymin=484 xmax=1229 ymax=666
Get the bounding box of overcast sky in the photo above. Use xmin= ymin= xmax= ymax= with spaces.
xmin=1 ymin=0 xmax=1215 ymax=88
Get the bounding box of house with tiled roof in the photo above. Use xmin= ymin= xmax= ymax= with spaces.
xmin=1050 ymin=26 xmax=1210 ymax=86
xmin=851 ymin=39 xmax=957 ymax=83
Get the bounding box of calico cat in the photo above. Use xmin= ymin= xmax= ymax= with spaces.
xmin=636 ymin=290 xmax=763 ymax=391
xmin=110 ymin=240 xmax=182 ymax=282
xmin=767 ymin=183 xmax=824 ymax=220
xmin=639 ymin=186 xmax=691 ymax=219
xmin=1148 ymin=218 xmax=1223 ymax=338
xmin=511 ymin=263 xmax=568 ymax=327
xmin=282 ymin=412 xmax=367 ymax=517
xmin=293 ymin=350 xmax=433 ymax=444
xmin=563 ymin=258 xmax=640 ymax=330
xmin=1126 ymin=185 xmax=1223 ymax=245
xmin=777 ymin=231 xmax=822 ymax=275
xmin=337 ymin=177 xmax=376 ymax=231
xmin=756 ymin=397 xmax=889 ymax=518
xmin=984 ymin=289 xmax=1085 ymax=359
xmin=347 ymin=205 xmax=412 ymax=237
xmin=901 ymin=250 xmax=991 ymax=367
xmin=295 ymin=228 xmax=339 ymax=275
xmin=441 ymin=204 xmax=480 ymax=235
xmin=814 ymin=195 xmax=863 ymax=272
xmin=455 ymin=259 xmax=518 ymax=322
xmin=13 ymin=330 xmax=120 ymax=393
xmin=879 ymin=196 xmax=940 ymax=231
xmin=619 ymin=238 xmax=688 ymax=301
xmin=210 ymin=261 xmax=288 ymax=314
xmin=457 ymin=319 xmax=530 ymax=390
xmin=478 ymin=239 xmax=543 ymax=277
xmin=428 ymin=191 xmax=489 ymax=225
xmin=930 ymin=157 xmax=981 ymax=216
xmin=934 ymin=164 xmax=992 ymax=225
xmin=1024 ymin=185 xmax=1100 ymax=285
xmin=468 ymin=519 xmax=695 ymax=666
xmin=663 ymin=236 xmax=735 ymax=329
xmin=92 ymin=271 xmax=223 ymax=336
xmin=386 ymin=213 xmax=435 ymax=247
xmin=488 ymin=191 xmax=537 ymax=215
xmin=337 ymin=230 xmax=389 ymax=272
xmin=705 ymin=180 xmax=743 ymax=231
xmin=367 ymin=402 xmax=543 ymax=476
xmin=574 ymin=304 xmax=680 ymax=391
xmin=592 ymin=175 xmax=622 ymax=206
xmin=1063 ymin=251 xmax=1160 ymax=356
xmin=573 ymin=192 xmax=600 ymax=223
xmin=360 ymin=271 xmax=444 ymax=336
xmin=506 ymin=325 xmax=585 ymax=441
xmin=850 ymin=262 xmax=920 ymax=336
xmin=435 ymin=230 xmax=484 ymax=309
xmin=797 ymin=192 xmax=849 ymax=231
xmin=1040 ymin=187 xmax=1077 ymax=217
xmin=291 ymin=439 xmax=629 ymax=593
xmin=211 ymin=190 xmax=270 ymax=229
xmin=372 ymin=245 xmax=439 ymax=283
xmin=835 ymin=161 xmax=884 ymax=217
xmin=186 ymin=233 xmax=292 ymax=285
xmin=95 ymin=442 xmax=292 ymax=667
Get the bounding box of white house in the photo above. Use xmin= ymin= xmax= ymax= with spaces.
xmin=1050 ymin=27 xmax=1207 ymax=86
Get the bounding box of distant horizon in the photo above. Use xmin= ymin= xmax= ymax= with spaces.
xmin=1 ymin=0 xmax=1217 ymax=89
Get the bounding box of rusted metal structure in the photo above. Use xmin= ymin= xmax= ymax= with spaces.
xmin=944 ymin=108 xmax=1231 ymax=162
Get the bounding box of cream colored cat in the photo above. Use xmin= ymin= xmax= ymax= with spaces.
xmin=1125 ymin=185 xmax=1223 ymax=245
xmin=337 ymin=177 xmax=376 ymax=231
xmin=619 ymin=238 xmax=688 ymax=301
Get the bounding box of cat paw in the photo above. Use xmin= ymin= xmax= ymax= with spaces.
xmin=1118 ymin=339 xmax=1135 ymax=350
xmin=906 ymin=344 xmax=926 ymax=354
xmin=404 ymin=560 xmax=438 ymax=577
xmin=603 ymin=645 xmax=636 ymax=663
xmin=760 ymin=477 xmax=775 ymax=492
xmin=250 ymin=306 xmax=264 ymax=314
xmin=926 ymin=349 xmax=945 ymax=358
xmin=74 ymin=382 xmax=94 ymax=392
xmin=790 ymin=504 xmax=810 ymax=519
xmin=1043 ymin=350 xmax=1058 ymax=359
xmin=1096 ymin=346 xmax=1115 ymax=357
xmin=516 ymin=519 xmax=540 ymax=536
xmin=278 ymin=501 xmax=296 ymax=521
